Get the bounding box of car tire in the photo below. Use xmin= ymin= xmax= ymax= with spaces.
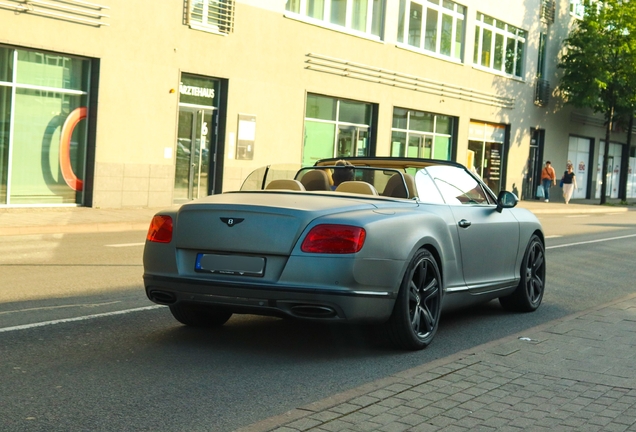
xmin=385 ymin=249 xmax=442 ymax=350
xmin=169 ymin=303 xmax=233 ymax=327
xmin=499 ymin=234 xmax=545 ymax=312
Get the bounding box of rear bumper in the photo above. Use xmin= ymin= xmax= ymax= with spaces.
xmin=143 ymin=274 xmax=396 ymax=323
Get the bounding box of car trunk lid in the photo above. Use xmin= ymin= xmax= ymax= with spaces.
xmin=173 ymin=192 xmax=378 ymax=255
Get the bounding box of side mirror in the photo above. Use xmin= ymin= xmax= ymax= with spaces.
xmin=496 ymin=191 xmax=518 ymax=213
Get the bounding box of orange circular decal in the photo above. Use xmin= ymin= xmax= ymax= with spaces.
xmin=59 ymin=107 xmax=86 ymax=191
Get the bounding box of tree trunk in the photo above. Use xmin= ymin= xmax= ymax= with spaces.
xmin=618 ymin=114 xmax=633 ymax=202
xmin=600 ymin=106 xmax=614 ymax=205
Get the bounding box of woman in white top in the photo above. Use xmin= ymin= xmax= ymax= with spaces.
xmin=561 ymin=164 xmax=577 ymax=204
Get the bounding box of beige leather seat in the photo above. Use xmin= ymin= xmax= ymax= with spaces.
xmin=382 ymin=173 xmax=416 ymax=198
xmin=265 ymin=179 xmax=306 ymax=191
xmin=300 ymin=169 xmax=331 ymax=191
xmin=335 ymin=181 xmax=379 ymax=195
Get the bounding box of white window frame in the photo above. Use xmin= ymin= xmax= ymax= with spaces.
xmin=285 ymin=0 xmax=384 ymax=40
xmin=473 ymin=13 xmax=526 ymax=79
xmin=187 ymin=0 xmax=235 ymax=34
xmin=570 ymin=0 xmax=586 ymax=18
xmin=391 ymin=108 xmax=454 ymax=160
xmin=398 ymin=0 xmax=465 ymax=62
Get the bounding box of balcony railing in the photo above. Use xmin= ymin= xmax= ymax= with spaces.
xmin=534 ymin=79 xmax=550 ymax=106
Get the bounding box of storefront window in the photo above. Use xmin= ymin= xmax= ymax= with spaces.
xmin=302 ymin=94 xmax=373 ymax=166
xmin=390 ymin=108 xmax=454 ymax=160
xmin=0 ymin=46 xmax=90 ymax=206
xmin=0 ymin=86 xmax=10 ymax=203
xmin=467 ymin=121 xmax=506 ymax=193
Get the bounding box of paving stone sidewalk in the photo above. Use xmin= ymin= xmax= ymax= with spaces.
xmin=237 ymin=294 xmax=636 ymax=432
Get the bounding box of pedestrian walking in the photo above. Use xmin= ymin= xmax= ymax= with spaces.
xmin=540 ymin=161 xmax=556 ymax=202
xmin=561 ymin=164 xmax=577 ymax=204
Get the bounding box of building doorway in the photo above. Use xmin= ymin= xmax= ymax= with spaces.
xmin=523 ymin=128 xmax=544 ymax=200
xmin=467 ymin=121 xmax=506 ymax=193
xmin=173 ymin=74 xmax=220 ymax=204
xmin=596 ymin=142 xmax=622 ymax=199
xmin=567 ymin=136 xmax=592 ymax=199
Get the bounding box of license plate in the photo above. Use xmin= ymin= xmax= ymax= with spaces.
xmin=195 ymin=253 xmax=265 ymax=277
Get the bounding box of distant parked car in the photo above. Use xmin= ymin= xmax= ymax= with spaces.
xmin=143 ymin=157 xmax=545 ymax=350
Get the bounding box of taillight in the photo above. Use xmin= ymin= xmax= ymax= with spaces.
xmin=301 ymin=224 xmax=366 ymax=254
xmin=147 ymin=215 xmax=173 ymax=243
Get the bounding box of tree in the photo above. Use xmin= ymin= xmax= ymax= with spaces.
xmin=558 ymin=0 xmax=636 ymax=204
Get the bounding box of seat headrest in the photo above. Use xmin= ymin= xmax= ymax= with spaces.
xmin=335 ymin=181 xmax=379 ymax=195
xmin=265 ymin=179 xmax=306 ymax=191
xmin=300 ymin=170 xmax=331 ymax=191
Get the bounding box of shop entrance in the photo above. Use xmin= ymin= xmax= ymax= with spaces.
xmin=523 ymin=128 xmax=544 ymax=201
xmin=174 ymin=107 xmax=215 ymax=203
xmin=467 ymin=122 xmax=506 ymax=193
xmin=596 ymin=142 xmax=622 ymax=199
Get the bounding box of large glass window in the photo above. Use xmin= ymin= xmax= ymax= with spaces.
xmin=391 ymin=108 xmax=454 ymax=160
xmin=303 ymin=94 xmax=373 ymax=166
xmin=397 ymin=0 xmax=465 ymax=61
xmin=0 ymin=46 xmax=90 ymax=206
xmin=286 ymin=0 xmax=384 ymax=38
xmin=473 ymin=13 xmax=525 ymax=78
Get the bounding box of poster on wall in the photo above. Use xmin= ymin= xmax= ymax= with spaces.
xmin=236 ymin=114 xmax=256 ymax=160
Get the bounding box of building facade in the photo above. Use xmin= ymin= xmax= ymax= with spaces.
xmin=1 ymin=0 xmax=635 ymax=208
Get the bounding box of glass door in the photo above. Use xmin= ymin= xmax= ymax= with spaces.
xmin=406 ymin=134 xmax=433 ymax=158
xmin=174 ymin=107 xmax=213 ymax=203
xmin=606 ymin=156 xmax=614 ymax=198
xmin=336 ymin=125 xmax=369 ymax=157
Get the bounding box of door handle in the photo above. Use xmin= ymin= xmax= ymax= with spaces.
xmin=458 ymin=219 xmax=471 ymax=228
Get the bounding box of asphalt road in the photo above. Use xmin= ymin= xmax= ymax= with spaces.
xmin=0 ymin=211 xmax=635 ymax=431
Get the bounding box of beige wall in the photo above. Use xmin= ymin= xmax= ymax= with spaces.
xmin=1 ymin=0 xmax=629 ymax=207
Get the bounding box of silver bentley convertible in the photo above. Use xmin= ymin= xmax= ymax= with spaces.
xmin=143 ymin=157 xmax=545 ymax=350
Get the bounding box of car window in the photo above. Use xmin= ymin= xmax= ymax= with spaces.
xmin=414 ymin=169 xmax=445 ymax=204
xmin=425 ymin=165 xmax=492 ymax=205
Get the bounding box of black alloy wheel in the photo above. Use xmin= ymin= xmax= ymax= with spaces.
xmin=499 ymin=234 xmax=545 ymax=312
xmin=386 ymin=249 xmax=442 ymax=350
xmin=169 ymin=303 xmax=233 ymax=327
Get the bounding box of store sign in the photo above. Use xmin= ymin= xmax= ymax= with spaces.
xmin=179 ymin=82 xmax=215 ymax=98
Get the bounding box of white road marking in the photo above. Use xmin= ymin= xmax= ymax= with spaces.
xmin=545 ymin=235 xmax=562 ymax=239
xmin=546 ymin=233 xmax=636 ymax=250
xmin=0 ymin=305 xmax=164 ymax=333
xmin=565 ymin=215 xmax=590 ymax=218
xmin=105 ymin=242 xmax=145 ymax=248
xmin=5 ymin=233 xmax=634 ymax=333
xmin=0 ymin=301 xmax=122 ymax=316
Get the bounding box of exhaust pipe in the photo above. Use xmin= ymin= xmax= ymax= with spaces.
xmin=148 ymin=290 xmax=177 ymax=305
xmin=290 ymin=305 xmax=337 ymax=318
